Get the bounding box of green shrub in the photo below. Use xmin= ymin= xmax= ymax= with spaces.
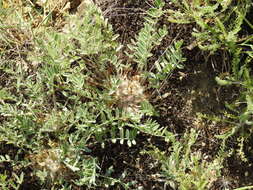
xmin=0 ymin=0 xmax=185 ymax=188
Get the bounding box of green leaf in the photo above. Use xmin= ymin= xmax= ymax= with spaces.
xmin=215 ymin=77 xmax=233 ymax=86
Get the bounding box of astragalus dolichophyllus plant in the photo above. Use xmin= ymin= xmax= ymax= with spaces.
xmin=0 ymin=0 xmax=186 ymax=188
xmin=143 ymin=129 xmax=223 ymax=190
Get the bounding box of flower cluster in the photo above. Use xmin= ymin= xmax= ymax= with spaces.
xmin=114 ymin=75 xmax=146 ymax=115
